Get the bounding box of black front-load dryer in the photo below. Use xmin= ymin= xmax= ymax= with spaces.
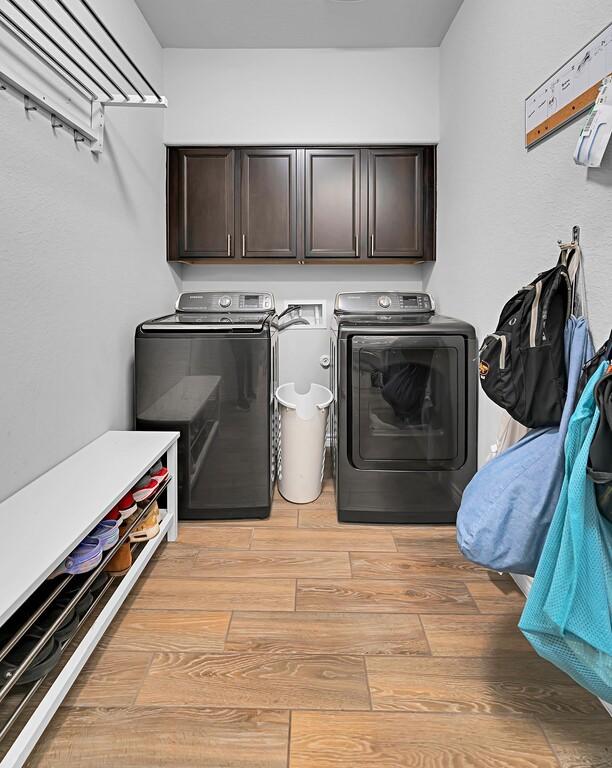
xmin=135 ymin=291 xmax=278 ymax=520
xmin=331 ymin=291 xmax=478 ymax=524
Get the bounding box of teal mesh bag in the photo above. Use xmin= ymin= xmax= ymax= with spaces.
xmin=519 ymin=360 xmax=612 ymax=702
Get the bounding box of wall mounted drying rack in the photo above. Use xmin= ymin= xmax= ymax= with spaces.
xmin=0 ymin=0 xmax=167 ymax=152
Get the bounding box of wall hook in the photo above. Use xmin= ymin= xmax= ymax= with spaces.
xmin=23 ymin=96 xmax=36 ymax=111
xmin=51 ymin=115 xmax=63 ymax=129
xmin=73 ymin=129 xmax=84 ymax=143
xmin=558 ymin=225 xmax=581 ymax=248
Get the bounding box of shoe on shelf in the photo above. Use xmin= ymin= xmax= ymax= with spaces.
xmin=0 ymin=635 xmax=63 ymax=687
xmin=83 ymin=572 xmax=110 ymax=598
xmin=55 ymin=591 xmax=94 ymax=623
xmin=90 ymin=519 xmax=120 ymax=551
xmin=104 ymin=508 xmax=122 ymax=522
xmin=129 ymin=501 xmax=160 ymax=543
xmin=114 ymin=492 xmax=138 ymax=520
xmin=123 ymin=507 xmax=139 ymax=526
xmin=104 ymin=525 xmax=132 ymax=577
xmin=150 ymin=460 xmax=169 ymax=483
xmin=67 ymin=572 xmax=110 ymax=600
xmin=30 ymin=607 xmax=79 ymax=647
xmin=132 ymin=475 xmax=158 ymax=503
xmin=49 ymin=537 xmax=103 ymax=578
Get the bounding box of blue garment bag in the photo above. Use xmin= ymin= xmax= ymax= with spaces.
xmin=457 ymin=317 xmax=592 ymax=575
xmin=519 ymin=361 xmax=612 ymax=702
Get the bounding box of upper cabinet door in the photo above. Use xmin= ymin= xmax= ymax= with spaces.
xmin=171 ymin=148 xmax=235 ymax=260
xmin=367 ymin=148 xmax=434 ymax=260
xmin=240 ymin=149 xmax=297 ymax=259
xmin=304 ymin=149 xmax=361 ymax=259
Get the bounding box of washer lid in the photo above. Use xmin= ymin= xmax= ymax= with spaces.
xmin=141 ymin=312 xmax=271 ymax=331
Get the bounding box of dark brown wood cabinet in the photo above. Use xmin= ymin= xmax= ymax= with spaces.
xmin=239 ymin=148 xmax=297 ymax=259
xmin=167 ymin=145 xmax=435 ymax=264
xmin=367 ymin=148 xmax=434 ymax=260
xmin=168 ymin=148 xmax=235 ymax=260
xmin=304 ymin=148 xmax=361 ymax=259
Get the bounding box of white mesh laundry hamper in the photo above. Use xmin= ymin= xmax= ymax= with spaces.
xmin=275 ymin=383 xmax=333 ymax=504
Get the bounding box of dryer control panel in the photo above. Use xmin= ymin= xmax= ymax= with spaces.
xmin=177 ymin=292 xmax=274 ymax=313
xmin=334 ymin=292 xmax=434 ymax=315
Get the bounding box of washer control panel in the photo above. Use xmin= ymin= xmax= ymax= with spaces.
xmin=335 ymin=292 xmax=434 ymax=315
xmin=177 ymin=292 xmax=274 ymax=313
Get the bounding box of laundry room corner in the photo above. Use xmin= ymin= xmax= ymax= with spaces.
xmin=425 ymin=0 xmax=612 ymax=464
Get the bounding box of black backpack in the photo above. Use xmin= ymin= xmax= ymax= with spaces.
xmin=478 ymin=245 xmax=580 ymax=428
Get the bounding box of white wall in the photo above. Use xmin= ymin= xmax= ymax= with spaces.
xmin=163 ymin=47 xmax=439 ymax=145
xmin=428 ymin=0 xmax=612 ymax=463
xmin=165 ymin=47 xmax=438 ymax=384
xmin=0 ymin=0 xmax=178 ymax=501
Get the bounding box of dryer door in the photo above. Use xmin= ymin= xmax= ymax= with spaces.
xmin=350 ymin=334 xmax=466 ymax=471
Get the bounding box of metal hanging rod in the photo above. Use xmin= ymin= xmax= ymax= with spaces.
xmin=5 ymin=0 xmax=112 ymax=99
xmin=0 ymin=7 xmax=96 ymax=99
xmin=53 ymin=0 xmax=143 ymax=99
xmin=80 ymin=0 xmax=163 ymax=101
xmin=0 ymin=0 xmax=167 ymax=152
xmin=29 ymin=0 xmax=129 ymax=100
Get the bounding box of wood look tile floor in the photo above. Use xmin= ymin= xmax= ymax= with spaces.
xmin=23 ymin=476 xmax=611 ymax=767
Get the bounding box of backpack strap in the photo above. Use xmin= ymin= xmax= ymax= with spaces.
xmin=529 ymin=281 xmax=542 ymax=347
xmin=558 ymin=243 xmax=587 ymax=318
xmin=566 ymin=245 xmax=580 ymax=282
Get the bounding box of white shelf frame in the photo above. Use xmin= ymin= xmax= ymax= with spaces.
xmin=0 ymin=430 xmax=179 ymax=767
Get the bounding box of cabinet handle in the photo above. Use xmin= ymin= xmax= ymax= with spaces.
xmin=227 ymin=234 xmax=231 ymax=257
xmin=355 ymin=234 xmax=359 ymax=258
xmin=370 ymin=233 xmax=375 ymax=256
xmin=242 ymin=234 xmax=246 ymax=257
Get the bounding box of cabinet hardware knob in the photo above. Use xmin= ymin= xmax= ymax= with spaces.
xmin=371 ymin=233 xmax=375 ymax=256
xmin=227 ymin=234 xmax=231 ymax=257
xmin=242 ymin=234 xmax=246 ymax=257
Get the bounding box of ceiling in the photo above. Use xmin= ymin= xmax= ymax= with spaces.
xmin=135 ymin=0 xmax=463 ymax=49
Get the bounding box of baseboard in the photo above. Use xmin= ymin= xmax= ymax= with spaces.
xmin=509 ymin=572 xmax=533 ymax=596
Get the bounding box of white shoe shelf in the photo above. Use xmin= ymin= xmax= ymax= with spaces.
xmin=0 ymin=430 xmax=180 ymax=767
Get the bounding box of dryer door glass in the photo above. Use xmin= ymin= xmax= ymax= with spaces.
xmin=350 ymin=334 xmax=466 ymax=471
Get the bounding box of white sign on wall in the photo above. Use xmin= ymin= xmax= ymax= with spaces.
xmin=525 ymin=22 xmax=612 ymax=148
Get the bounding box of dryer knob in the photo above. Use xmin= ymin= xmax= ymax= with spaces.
xmin=219 ymin=295 xmax=232 ymax=308
xmin=378 ymin=295 xmax=392 ymax=309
